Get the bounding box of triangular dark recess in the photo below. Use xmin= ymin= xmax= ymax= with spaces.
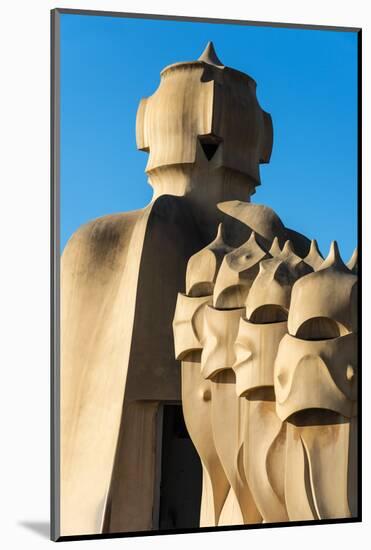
xmin=198 ymin=135 xmax=222 ymax=161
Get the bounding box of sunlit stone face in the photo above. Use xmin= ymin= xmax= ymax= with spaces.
xmin=136 ymin=52 xmax=272 ymax=184
xmin=288 ymin=268 xmax=358 ymax=337
xmin=172 ymin=293 xmax=212 ymax=361
xmin=274 ymin=332 xmax=357 ymax=422
xmin=200 ymin=306 xmax=244 ymax=379
xmin=245 ymin=254 xmax=312 ymax=321
xmin=233 ymin=318 xmax=287 ymax=398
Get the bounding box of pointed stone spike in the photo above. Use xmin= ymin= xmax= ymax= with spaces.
xmin=225 ymin=230 xmax=268 ymax=272
xmin=281 ymin=240 xmax=295 ymax=255
xmin=204 ymin=222 xmax=229 ymax=250
xmin=242 ymin=231 xmax=264 ymax=255
xmin=208 ymin=222 xmax=228 ymax=248
xmin=215 ymin=222 xmax=224 ymax=241
xmin=212 ymin=229 xmax=268 ymax=308
xmin=277 ymin=239 xmax=311 ymax=275
xmin=304 ymin=239 xmax=324 ymax=271
xmin=318 ymin=240 xmax=348 ymax=271
xmin=309 ymin=239 xmax=321 ymax=255
xmin=247 ymin=230 xmax=258 ymax=246
xmin=198 ymin=41 xmax=224 ymax=67
xmin=186 ymin=222 xmax=232 ymax=296
xmin=246 ymin=230 xmax=268 ymax=253
xmin=347 ymin=247 xmax=358 ymax=273
xmin=258 ymin=258 xmax=269 ymax=274
xmin=269 ymin=236 xmax=281 ymax=257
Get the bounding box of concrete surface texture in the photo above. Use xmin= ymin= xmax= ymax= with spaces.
xmin=60 ymin=42 xmax=357 ymax=535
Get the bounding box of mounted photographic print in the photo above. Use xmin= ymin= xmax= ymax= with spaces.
xmin=51 ymin=8 xmax=361 ymax=542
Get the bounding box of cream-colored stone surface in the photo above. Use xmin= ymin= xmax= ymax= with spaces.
xmin=347 ymin=247 xmax=358 ymax=273
xmin=173 ymin=177 xmax=357 ymax=527
xmin=186 ymin=224 xmax=232 ymax=297
xmin=233 ymin=319 xmax=287 ymax=397
xmin=61 ymin=41 xmax=358 ymax=535
xmin=181 ymin=360 xmax=230 ymax=527
xmin=213 ymin=231 xmax=268 ymax=308
xmin=201 ymin=307 xmax=245 ymax=379
xmin=274 ymin=333 xmax=357 ymax=421
xmin=172 ymin=293 xmax=212 ymax=360
xmin=288 ymin=241 xmax=357 ymax=337
xmin=304 ymin=239 xmax=324 ymax=270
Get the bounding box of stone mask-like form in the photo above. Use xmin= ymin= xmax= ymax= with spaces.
xmin=172 ymin=293 xmax=212 ymax=361
xmin=274 ymin=332 xmax=357 ymax=421
xmin=233 ymin=318 xmax=287 ymax=398
xmin=186 ymin=223 xmax=232 ymax=297
xmin=274 ymin=241 xmax=358 ymax=422
xmin=288 ymin=241 xmax=357 ymax=338
xmin=213 ymin=232 xmax=269 ymax=308
xmin=245 ymin=240 xmax=312 ymax=322
xmin=136 ymin=42 xmax=272 ymax=186
xmin=200 ymin=306 xmax=245 ymax=379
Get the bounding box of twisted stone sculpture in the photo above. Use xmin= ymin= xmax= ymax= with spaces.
xmin=173 ymin=226 xmax=358 ymax=524
xmin=60 ymin=41 xmax=357 ymax=535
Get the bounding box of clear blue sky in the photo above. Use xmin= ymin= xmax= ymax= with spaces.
xmin=60 ymin=13 xmax=358 ymax=260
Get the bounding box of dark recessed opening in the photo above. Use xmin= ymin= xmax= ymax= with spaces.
xmin=158 ymin=404 xmax=202 ymax=530
xmin=243 ymin=386 xmax=276 ymax=402
xmin=250 ymin=304 xmax=288 ymax=324
xmin=201 ymin=142 xmax=219 ymax=160
xmin=296 ymin=317 xmax=342 ymax=340
xmin=287 ymin=408 xmax=347 ymax=426
xmin=198 ymin=134 xmax=222 ymax=161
